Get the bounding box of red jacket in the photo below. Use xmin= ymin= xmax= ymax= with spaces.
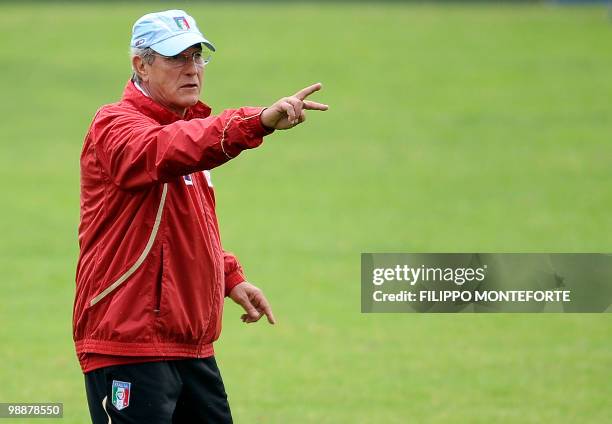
xmin=73 ymin=81 xmax=271 ymax=372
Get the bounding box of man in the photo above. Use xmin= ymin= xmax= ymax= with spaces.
xmin=72 ymin=9 xmax=328 ymax=423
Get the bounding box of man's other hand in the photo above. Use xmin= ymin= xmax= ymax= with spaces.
xmin=260 ymin=82 xmax=329 ymax=130
xmin=229 ymin=281 xmax=276 ymax=324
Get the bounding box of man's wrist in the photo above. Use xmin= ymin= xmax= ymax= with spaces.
xmin=259 ymin=108 xmax=274 ymax=131
xmin=225 ymin=272 xmax=246 ymax=297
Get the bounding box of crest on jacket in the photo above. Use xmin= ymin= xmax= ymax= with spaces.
xmin=111 ymin=380 xmax=131 ymax=410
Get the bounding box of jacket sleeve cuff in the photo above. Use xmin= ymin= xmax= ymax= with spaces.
xmin=237 ymin=107 xmax=274 ymax=142
xmin=257 ymin=108 xmax=276 ymax=135
xmin=250 ymin=107 xmax=275 ymax=137
xmin=225 ymin=269 xmax=246 ymax=297
xmin=221 ymin=107 xmax=273 ymax=159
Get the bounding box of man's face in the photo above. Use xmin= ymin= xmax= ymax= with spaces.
xmin=140 ymin=44 xmax=204 ymax=116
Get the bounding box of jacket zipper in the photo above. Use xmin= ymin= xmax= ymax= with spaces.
xmin=192 ymin=175 xmax=220 ymax=357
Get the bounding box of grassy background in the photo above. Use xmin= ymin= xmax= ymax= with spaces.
xmin=0 ymin=1 xmax=610 ymax=423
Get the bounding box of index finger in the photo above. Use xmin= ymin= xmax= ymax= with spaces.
xmin=294 ymin=82 xmax=323 ymax=101
xmin=253 ymin=292 xmax=276 ymax=324
xmin=261 ymin=301 xmax=276 ymax=325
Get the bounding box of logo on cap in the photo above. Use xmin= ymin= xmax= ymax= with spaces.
xmin=173 ymin=16 xmax=190 ymax=30
xmin=135 ymin=38 xmax=145 ymax=47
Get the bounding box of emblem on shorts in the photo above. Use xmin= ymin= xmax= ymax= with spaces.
xmin=111 ymin=380 xmax=131 ymax=410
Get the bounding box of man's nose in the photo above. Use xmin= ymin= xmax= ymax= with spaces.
xmin=183 ymin=56 xmax=199 ymax=74
xmin=183 ymin=62 xmax=197 ymax=75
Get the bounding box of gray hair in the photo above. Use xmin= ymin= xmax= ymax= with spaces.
xmin=130 ymin=47 xmax=156 ymax=84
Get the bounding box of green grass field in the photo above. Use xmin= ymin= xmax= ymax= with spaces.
xmin=0 ymin=2 xmax=610 ymax=423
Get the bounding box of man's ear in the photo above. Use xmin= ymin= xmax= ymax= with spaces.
xmin=132 ymin=55 xmax=149 ymax=82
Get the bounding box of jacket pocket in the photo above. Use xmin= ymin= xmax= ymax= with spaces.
xmin=153 ymin=244 xmax=164 ymax=314
xmin=88 ymin=184 xmax=168 ymax=308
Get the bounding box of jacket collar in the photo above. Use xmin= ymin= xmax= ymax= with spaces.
xmin=121 ymin=80 xmax=212 ymax=125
